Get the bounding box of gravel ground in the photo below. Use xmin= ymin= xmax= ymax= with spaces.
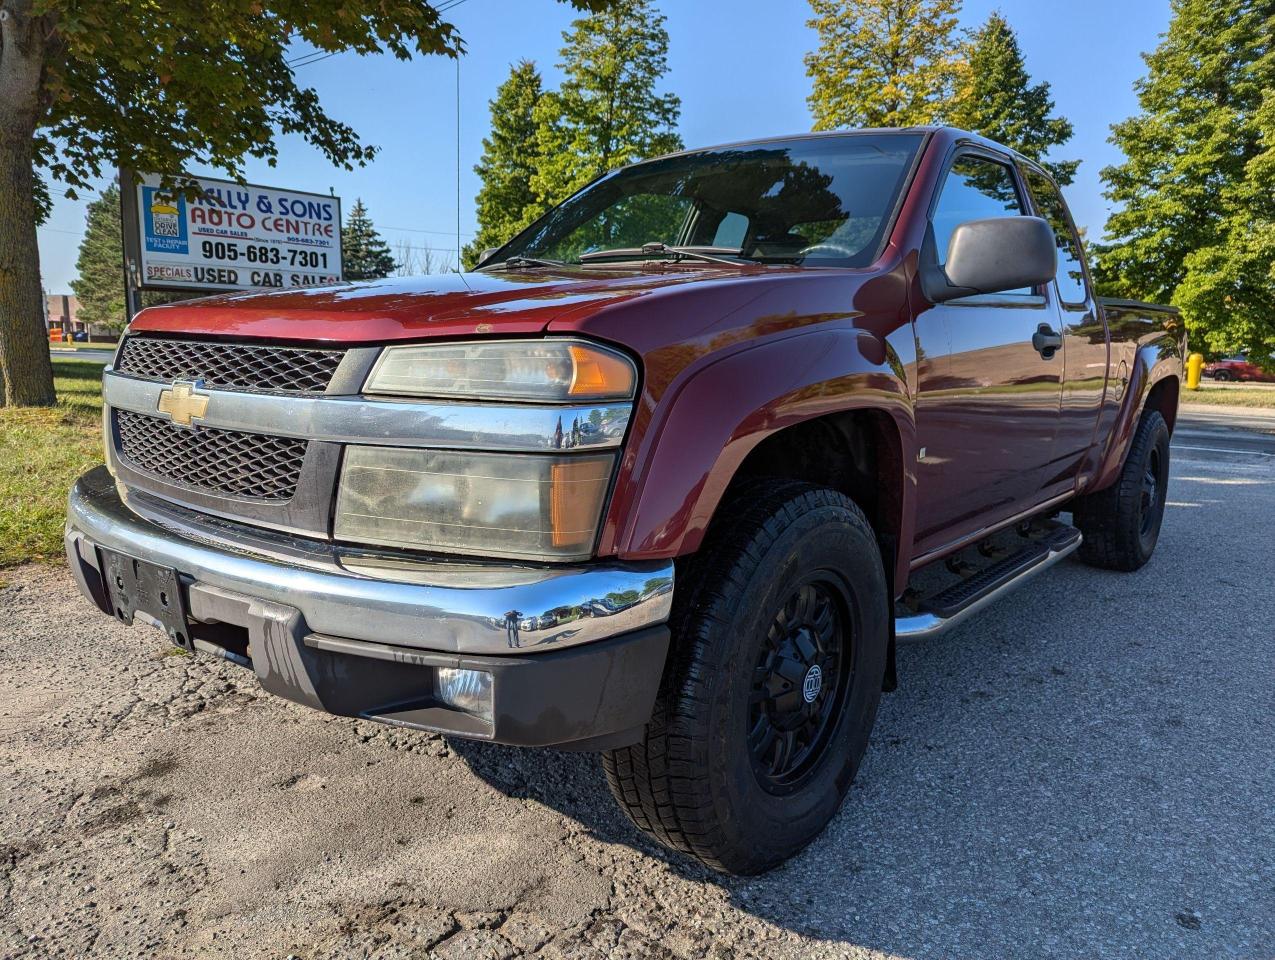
xmin=2 ymin=437 xmax=1272 ymax=960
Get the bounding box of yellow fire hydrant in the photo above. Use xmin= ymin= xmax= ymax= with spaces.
xmin=1186 ymin=353 xmax=1205 ymax=390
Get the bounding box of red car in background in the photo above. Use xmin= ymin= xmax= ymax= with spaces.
xmin=1205 ymin=356 xmax=1275 ymax=382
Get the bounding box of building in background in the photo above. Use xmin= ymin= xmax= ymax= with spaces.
xmin=45 ymin=294 xmax=117 ymax=342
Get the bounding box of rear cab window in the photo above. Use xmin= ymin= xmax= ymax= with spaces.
xmin=1021 ymin=167 xmax=1091 ymax=306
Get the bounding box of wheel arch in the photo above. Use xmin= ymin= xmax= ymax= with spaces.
xmin=605 ymin=328 xmax=915 ymax=589
xmin=1091 ymin=334 xmax=1183 ymax=493
xmin=717 ymin=409 xmax=907 ymax=589
xmin=1144 ymin=374 xmax=1180 ymax=436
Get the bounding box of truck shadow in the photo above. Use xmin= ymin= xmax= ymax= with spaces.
xmin=451 ymin=521 xmax=1272 ymax=958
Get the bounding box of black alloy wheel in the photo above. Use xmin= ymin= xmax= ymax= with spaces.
xmin=1139 ymin=445 xmax=1166 ymax=540
xmin=748 ymin=578 xmax=852 ymax=793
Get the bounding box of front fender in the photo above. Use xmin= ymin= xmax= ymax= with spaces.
xmin=604 ymin=328 xmax=914 ymax=560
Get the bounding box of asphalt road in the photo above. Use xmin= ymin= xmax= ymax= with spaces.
xmin=49 ymin=348 xmax=116 ymax=364
xmin=1176 ymin=406 xmax=1275 ymax=462
xmin=2 ymin=416 xmax=1272 ymax=959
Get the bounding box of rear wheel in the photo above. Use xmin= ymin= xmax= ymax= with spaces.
xmin=1072 ymin=409 xmax=1170 ymax=571
xmin=1212 ymin=369 xmax=1233 ymax=382
xmin=602 ymin=482 xmax=889 ymax=875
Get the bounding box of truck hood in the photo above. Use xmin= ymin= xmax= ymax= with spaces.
xmin=127 ymin=267 xmax=770 ymax=344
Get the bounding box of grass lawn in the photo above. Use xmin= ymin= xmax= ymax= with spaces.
xmin=0 ymin=358 xmax=104 ymax=568
xmin=1181 ymin=385 xmax=1275 ymax=408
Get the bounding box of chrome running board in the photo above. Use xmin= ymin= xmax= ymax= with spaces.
xmin=895 ymin=526 xmax=1082 ymax=642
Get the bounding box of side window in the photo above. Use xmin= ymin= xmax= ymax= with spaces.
xmin=1023 ymin=168 xmax=1089 ymax=306
xmin=931 ymin=155 xmax=1026 ymax=275
xmin=938 ymin=156 xmax=1025 ymax=262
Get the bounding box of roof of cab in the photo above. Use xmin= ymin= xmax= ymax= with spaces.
xmin=633 ymin=126 xmax=1049 ymax=181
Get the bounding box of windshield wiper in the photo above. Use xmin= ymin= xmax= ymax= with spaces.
xmin=492 ymin=255 xmax=567 ymax=270
xmin=578 ymin=242 xmax=746 ymax=267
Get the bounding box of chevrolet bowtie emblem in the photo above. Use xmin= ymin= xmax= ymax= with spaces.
xmin=156 ymin=380 xmax=210 ymax=427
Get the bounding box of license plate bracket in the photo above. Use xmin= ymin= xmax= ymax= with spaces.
xmin=98 ymin=547 xmax=192 ymax=649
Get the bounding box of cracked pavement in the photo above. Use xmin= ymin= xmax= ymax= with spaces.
xmin=1 ymin=426 xmax=1272 ymax=959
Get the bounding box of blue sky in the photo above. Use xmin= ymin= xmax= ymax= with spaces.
xmin=36 ymin=0 xmax=1171 ymax=293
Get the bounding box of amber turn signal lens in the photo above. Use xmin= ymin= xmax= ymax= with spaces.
xmin=568 ymin=344 xmax=636 ymax=399
xmin=550 ymin=456 xmax=614 ymax=549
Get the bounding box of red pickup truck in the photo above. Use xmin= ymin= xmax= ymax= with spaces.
xmin=66 ymin=127 xmax=1183 ymax=874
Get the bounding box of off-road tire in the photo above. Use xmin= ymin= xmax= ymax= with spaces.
xmin=601 ymin=482 xmax=889 ymax=875
xmin=1072 ymin=409 xmax=1170 ymax=571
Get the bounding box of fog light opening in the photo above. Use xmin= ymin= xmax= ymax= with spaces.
xmin=435 ymin=667 xmax=494 ymax=723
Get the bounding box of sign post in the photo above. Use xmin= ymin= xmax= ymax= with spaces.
xmin=118 ymin=170 xmax=145 ymax=323
xmin=120 ymin=172 xmax=343 ymax=307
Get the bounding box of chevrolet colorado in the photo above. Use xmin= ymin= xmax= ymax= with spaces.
xmin=66 ymin=127 xmax=1183 ymax=874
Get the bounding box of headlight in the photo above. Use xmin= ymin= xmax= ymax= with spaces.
xmin=365 ymin=339 xmax=636 ymax=402
xmin=335 ymin=447 xmax=615 ymax=561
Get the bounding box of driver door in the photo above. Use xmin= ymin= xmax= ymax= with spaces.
xmin=912 ymin=150 xmax=1065 ymax=556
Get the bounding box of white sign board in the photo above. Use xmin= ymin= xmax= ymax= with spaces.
xmin=131 ymin=173 xmax=343 ymax=292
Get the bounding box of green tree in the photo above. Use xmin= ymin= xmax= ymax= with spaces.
xmin=805 ymin=0 xmax=966 ymax=130
xmin=529 ymin=0 xmax=682 ymax=216
xmin=69 ymin=184 xmax=126 ymax=334
xmin=0 ymin=0 xmax=614 ymax=408
xmin=462 ymin=60 xmax=545 ymax=268
xmin=951 ymin=12 xmax=1078 ymax=185
xmin=1094 ymin=0 xmax=1274 ymax=362
xmin=341 ymin=199 xmax=397 ymax=280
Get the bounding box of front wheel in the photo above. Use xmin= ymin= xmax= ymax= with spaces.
xmin=602 ymin=482 xmax=889 ymax=875
xmin=1072 ymin=409 xmax=1170 ymax=571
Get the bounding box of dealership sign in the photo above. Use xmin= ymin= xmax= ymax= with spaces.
xmin=125 ymin=173 xmax=343 ymax=293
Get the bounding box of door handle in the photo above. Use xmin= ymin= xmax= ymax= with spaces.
xmin=1032 ymin=323 xmax=1062 ymax=360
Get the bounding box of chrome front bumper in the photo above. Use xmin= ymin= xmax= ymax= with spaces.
xmin=65 ymin=466 xmax=674 ymax=657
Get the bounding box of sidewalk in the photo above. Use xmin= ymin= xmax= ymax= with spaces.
xmin=1178 ymin=402 xmax=1275 ymax=435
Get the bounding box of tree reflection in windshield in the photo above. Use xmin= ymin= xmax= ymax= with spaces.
xmin=493 ymin=133 xmax=924 ymax=268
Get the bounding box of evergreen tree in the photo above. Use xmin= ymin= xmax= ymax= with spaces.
xmin=529 ymin=0 xmax=682 ymax=214
xmin=1094 ymin=0 xmax=1274 ymax=362
xmin=68 ymin=183 xmax=185 ymax=332
xmin=70 ymin=185 xmax=127 ymax=334
xmin=341 ymin=199 xmax=397 ymax=280
xmin=805 ymin=0 xmax=966 ymax=130
xmin=462 ymin=61 xmax=545 ymax=268
xmin=951 ymin=12 xmax=1078 ymax=185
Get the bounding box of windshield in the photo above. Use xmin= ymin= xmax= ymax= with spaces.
xmin=491 ymin=133 xmax=924 ymax=269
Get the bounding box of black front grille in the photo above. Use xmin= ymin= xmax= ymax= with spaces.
xmin=115 ymin=410 xmax=307 ymax=501
xmin=116 ymin=336 xmax=344 ymax=393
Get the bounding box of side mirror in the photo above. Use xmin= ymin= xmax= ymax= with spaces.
xmin=476 ymin=246 xmax=500 ymax=266
xmin=923 ymin=216 xmax=1057 ymax=303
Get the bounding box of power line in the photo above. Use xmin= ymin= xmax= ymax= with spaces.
xmin=383 ymin=224 xmax=476 ymax=238
xmin=287 ymin=0 xmax=472 ymax=69
xmin=392 ymin=240 xmax=462 ymax=249
xmin=288 ymin=50 xmax=338 ymax=69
